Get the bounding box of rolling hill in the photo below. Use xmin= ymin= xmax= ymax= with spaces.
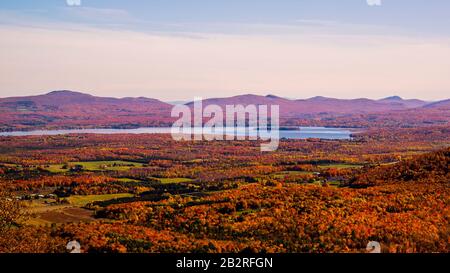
xmin=0 ymin=91 xmax=173 ymax=131
xmin=423 ymin=99 xmax=450 ymax=110
xmin=0 ymin=91 xmax=448 ymax=131
xmin=0 ymin=90 xmax=171 ymax=111
xmin=187 ymin=94 xmax=430 ymax=117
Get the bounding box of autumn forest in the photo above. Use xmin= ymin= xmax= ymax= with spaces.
xmin=0 ymin=113 xmax=448 ymax=253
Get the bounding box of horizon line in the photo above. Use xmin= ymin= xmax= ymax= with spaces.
xmin=1 ymin=90 xmax=447 ymax=103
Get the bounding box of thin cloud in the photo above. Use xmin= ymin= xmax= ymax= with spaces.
xmin=0 ymin=6 xmax=449 ymax=101
xmin=0 ymin=23 xmax=449 ymax=101
xmin=59 ymin=6 xmax=136 ymax=23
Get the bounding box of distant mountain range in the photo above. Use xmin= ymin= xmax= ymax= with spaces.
xmin=187 ymin=94 xmax=431 ymax=116
xmin=0 ymin=90 xmax=448 ymax=131
xmin=0 ymin=90 xmax=171 ymax=110
xmin=0 ymin=91 xmax=173 ymax=131
xmin=422 ymin=99 xmax=450 ymax=110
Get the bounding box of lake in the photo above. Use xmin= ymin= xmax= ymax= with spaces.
xmin=0 ymin=127 xmax=353 ymax=140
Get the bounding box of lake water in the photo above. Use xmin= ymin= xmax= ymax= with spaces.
xmin=0 ymin=127 xmax=351 ymax=139
xmin=0 ymin=127 xmax=353 ymax=140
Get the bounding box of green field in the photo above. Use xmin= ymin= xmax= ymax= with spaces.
xmin=24 ymin=196 xmax=118 ymax=226
xmin=154 ymin=177 xmax=194 ymax=184
xmin=64 ymin=193 xmax=134 ymax=206
xmin=318 ymin=163 xmax=363 ymax=169
xmin=44 ymin=160 xmax=145 ymax=173
xmin=45 ymin=164 xmax=68 ymax=173
xmin=115 ymin=178 xmax=143 ymax=183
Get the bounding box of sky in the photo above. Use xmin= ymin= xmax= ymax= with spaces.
xmin=0 ymin=0 xmax=449 ymax=101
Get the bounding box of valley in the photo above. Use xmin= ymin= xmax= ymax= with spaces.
xmin=0 ymin=124 xmax=448 ymax=253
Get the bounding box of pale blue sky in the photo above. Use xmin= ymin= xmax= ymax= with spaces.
xmin=2 ymin=0 xmax=450 ymax=35
xmin=0 ymin=0 xmax=449 ymax=100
